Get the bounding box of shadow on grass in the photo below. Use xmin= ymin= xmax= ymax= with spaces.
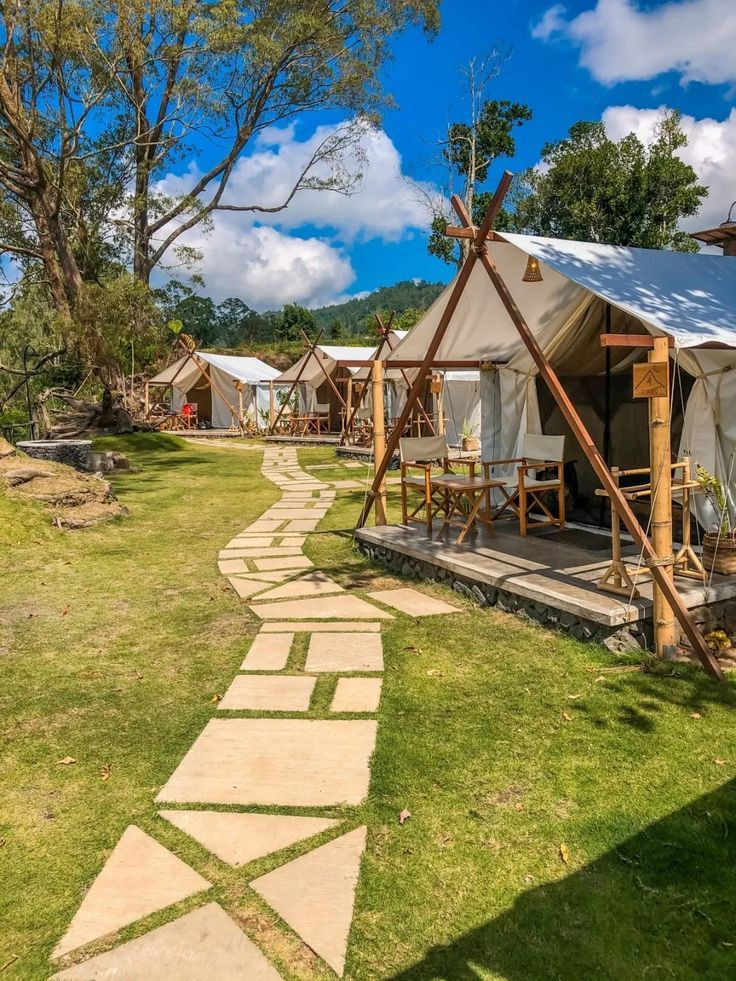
xmin=392 ymin=778 xmax=736 ymax=980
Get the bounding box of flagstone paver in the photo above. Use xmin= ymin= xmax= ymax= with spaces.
xmin=260 ymin=620 xmax=383 ymax=633
xmin=52 ymin=903 xmax=280 ymax=980
xmin=281 ymin=519 xmax=321 ymax=533
xmin=219 ymin=547 xmax=303 ymax=559
xmin=218 ymin=558 xmax=248 ymax=574
xmin=306 ymin=633 xmax=384 ymax=673
xmin=253 ymin=572 xmax=344 ymax=601
xmin=331 ymin=677 xmax=383 ymax=713
xmin=368 ymin=586 xmax=461 ymax=617
xmin=156 ymin=719 xmax=377 ymax=806
xmin=241 ymin=632 xmax=294 ymax=671
xmin=52 ymin=826 xmax=210 ymax=959
xmin=225 ymin=537 xmax=275 ymax=548
xmin=228 ymin=577 xmax=272 ymax=599
xmin=218 ymin=675 xmax=316 ymax=711
xmin=237 ymin=570 xmax=297 ymax=582
xmin=331 ymin=480 xmax=365 ymax=489
xmin=159 ymin=812 xmax=340 ymax=868
xmin=251 ymin=827 xmax=367 ymax=977
xmin=251 ymin=594 xmax=393 ymax=620
xmin=252 ymin=555 xmax=314 ymax=572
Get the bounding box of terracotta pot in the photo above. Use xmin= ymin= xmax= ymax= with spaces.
xmin=462 ymin=436 xmax=480 ymax=453
xmin=702 ymin=532 xmax=736 ymax=575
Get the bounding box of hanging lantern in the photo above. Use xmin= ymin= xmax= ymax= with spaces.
xmin=522 ymin=255 xmax=543 ymax=282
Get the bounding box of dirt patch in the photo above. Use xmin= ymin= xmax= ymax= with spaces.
xmin=0 ymin=446 xmax=126 ymax=529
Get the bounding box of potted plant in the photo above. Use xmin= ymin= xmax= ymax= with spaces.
xmin=461 ymin=418 xmax=480 ymax=453
xmin=696 ymin=465 xmax=736 ymax=574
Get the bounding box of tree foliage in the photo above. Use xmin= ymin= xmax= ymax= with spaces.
xmin=507 ymin=112 xmax=707 ymax=251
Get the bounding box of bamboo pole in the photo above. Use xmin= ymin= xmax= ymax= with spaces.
xmin=344 ymin=375 xmax=353 ymax=442
xmin=269 ymin=381 xmax=275 ymax=429
xmin=235 ymin=382 xmax=246 ymax=435
xmin=144 ymin=381 xmax=150 ymax=418
xmin=648 ymin=337 xmax=677 ymax=657
xmin=372 ymin=359 xmax=387 ymax=525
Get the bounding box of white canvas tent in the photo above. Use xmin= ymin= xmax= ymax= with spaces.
xmin=148 ymin=351 xmax=280 ymax=430
xmin=442 ymin=370 xmax=481 ymax=446
xmin=272 ymin=344 xmax=376 ymax=429
xmin=386 ymin=233 xmax=736 ymax=523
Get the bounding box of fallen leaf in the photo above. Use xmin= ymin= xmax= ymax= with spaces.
xmin=61 ymin=605 xmax=70 ymax=617
xmin=714 ymin=758 xmax=727 ymax=765
xmin=100 ymin=764 xmax=112 ymax=781
xmin=57 ymin=756 xmax=77 ymax=766
xmin=691 ymin=712 xmax=702 ymax=720
xmin=562 ymin=712 xmax=573 ymax=722
xmin=210 ymin=693 xmax=222 ymax=703
xmin=426 ymin=669 xmax=441 ymax=677
xmin=559 ymin=843 xmax=570 ymax=865
xmin=403 ymin=645 xmax=422 ymax=654
xmin=594 ymin=676 xmax=605 ymax=683
xmin=567 ymin=693 xmax=582 ymax=700
xmin=399 ymin=808 xmax=411 ymax=825
xmin=514 ymin=802 xmax=524 ymax=812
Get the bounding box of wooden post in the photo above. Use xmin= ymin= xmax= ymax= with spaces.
xmin=235 ymin=382 xmax=245 ymax=435
xmin=270 ymin=329 xmax=325 ymax=434
xmin=269 ymin=381 xmax=275 ymax=429
xmin=345 ymin=375 xmax=353 ymax=443
xmin=144 ymin=381 xmax=150 ymax=418
xmin=434 ymin=373 xmax=445 ymax=436
xmin=372 ymin=359 xmax=387 ymax=525
xmin=648 ymin=336 xmax=677 ymax=657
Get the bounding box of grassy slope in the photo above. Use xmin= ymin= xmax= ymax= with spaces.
xmin=2 ymin=440 xmax=736 ymax=979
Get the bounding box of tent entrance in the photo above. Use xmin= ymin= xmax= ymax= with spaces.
xmin=185 ymin=380 xmax=212 ymax=424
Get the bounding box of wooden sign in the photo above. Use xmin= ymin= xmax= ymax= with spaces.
xmin=633 ymin=362 xmax=668 ymax=399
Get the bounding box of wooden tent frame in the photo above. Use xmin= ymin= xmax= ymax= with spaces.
xmin=146 ymin=338 xmax=248 ymax=432
xmin=268 ymin=329 xmax=350 ymax=435
xmin=356 ymin=172 xmax=725 ymax=681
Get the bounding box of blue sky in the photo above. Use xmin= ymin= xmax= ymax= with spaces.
xmin=159 ymin=0 xmax=736 ymax=309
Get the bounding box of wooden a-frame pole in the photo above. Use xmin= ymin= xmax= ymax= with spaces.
xmin=269 ymin=329 xmax=325 ymax=434
xmin=299 ymin=329 xmax=347 ymax=414
xmin=356 ymin=173 xmax=512 ymax=528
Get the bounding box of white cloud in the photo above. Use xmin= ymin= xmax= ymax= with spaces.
xmin=152 ymin=122 xmax=434 ymax=308
xmin=602 ymin=105 xmax=736 ymax=231
xmin=533 ymin=0 xmax=736 ymax=86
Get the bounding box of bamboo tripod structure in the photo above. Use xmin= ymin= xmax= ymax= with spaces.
xmin=356 ymin=171 xmax=724 ymax=681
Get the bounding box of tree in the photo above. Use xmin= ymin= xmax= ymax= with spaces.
xmin=0 ymin=0 xmax=441 ymax=322
xmin=507 ymin=111 xmax=707 ymax=251
xmin=217 ymin=297 xmax=267 ymax=346
xmin=277 ymin=303 xmax=317 ymax=343
xmin=424 ymin=51 xmax=531 ymax=267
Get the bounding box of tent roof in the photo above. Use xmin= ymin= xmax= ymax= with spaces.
xmin=149 ymin=351 xmax=279 ymax=387
xmin=274 ymin=344 xmax=377 ymax=386
xmin=386 ymin=235 xmax=736 ymax=365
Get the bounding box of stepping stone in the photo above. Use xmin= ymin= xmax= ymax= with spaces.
xmin=51 ymin=903 xmax=280 ymax=980
xmin=251 ymin=827 xmax=367 ymax=977
xmin=241 ymin=632 xmax=294 ymax=670
xmin=270 ymin=500 xmax=322 ymax=508
xmin=331 ymin=480 xmax=364 ymax=489
xmin=245 ymin=520 xmax=287 ymax=534
xmin=223 ymin=547 xmax=304 ymax=559
xmin=159 ymin=811 xmax=340 ymax=868
xmin=282 ymin=520 xmax=321 ymax=533
xmin=261 ymin=621 xmax=382 ymax=633
xmin=238 ymin=570 xmax=296 ymax=583
xmin=253 ymin=572 xmax=344 ymax=602
xmin=156 ymin=719 xmax=377 ymax=807
xmin=52 ymin=826 xmax=210 ymax=959
xmin=305 ymin=634 xmax=384 ymax=672
xmin=226 ymin=537 xmax=274 ymax=549
xmin=342 ymin=461 xmax=365 ymax=469
xmin=219 ymin=675 xmax=315 ymax=711
xmin=218 ymin=558 xmax=247 ymax=574
xmin=367 ymin=587 xmax=460 ymax=617
xmin=253 ymin=556 xmax=313 ymax=572
xmin=250 ymin=595 xmax=392 ymax=621
xmin=228 ymin=577 xmax=271 ymax=599
xmin=262 ymin=509 xmax=328 ymax=521
xmin=331 ymin=678 xmax=383 ymax=713
xmin=277 ymin=536 xmax=306 ymax=548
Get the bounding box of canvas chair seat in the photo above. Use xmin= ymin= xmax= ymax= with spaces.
xmin=399 ymin=435 xmax=451 ymax=534
xmin=483 ymin=433 xmax=566 ymax=536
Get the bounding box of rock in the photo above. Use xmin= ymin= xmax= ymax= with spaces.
xmin=2 ymin=465 xmax=56 ymax=486
xmin=0 ymin=436 xmax=15 ymax=458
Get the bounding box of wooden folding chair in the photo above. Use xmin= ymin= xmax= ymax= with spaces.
xmin=483 ymin=433 xmax=566 ymax=536
xmin=400 ymin=435 xmax=450 ymax=535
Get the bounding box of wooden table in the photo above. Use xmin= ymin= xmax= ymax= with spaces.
xmin=430 ymin=473 xmax=503 ymax=544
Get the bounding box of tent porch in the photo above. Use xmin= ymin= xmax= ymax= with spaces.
xmin=355 ymin=520 xmax=736 ymax=656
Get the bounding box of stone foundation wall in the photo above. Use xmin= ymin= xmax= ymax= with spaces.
xmin=18 ymin=439 xmax=92 ymax=471
xmin=357 ymin=537 xmax=654 ymax=653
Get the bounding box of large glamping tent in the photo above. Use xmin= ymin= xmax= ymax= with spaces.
xmin=385 ymin=233 xmax=736 ymax=521
xmin=148 ymin=351 xmax=280 ymax=429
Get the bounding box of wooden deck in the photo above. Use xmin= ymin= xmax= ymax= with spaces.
xmin=355 ymin=521 xmax=736 ymax=630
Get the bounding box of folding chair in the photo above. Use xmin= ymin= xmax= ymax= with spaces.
xmin=400 ymin=435 xmax=450 ymax=535
xmin=313 ymin=402 xmax=331 ymax=434
xmin=483 ymin=433 xmax=566 ymax=536
xmin=353 ymin=406 xmax=374 ymax=446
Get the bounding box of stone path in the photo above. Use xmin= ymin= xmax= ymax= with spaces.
xmin=51 ymin=445 xmax=459 ymax=978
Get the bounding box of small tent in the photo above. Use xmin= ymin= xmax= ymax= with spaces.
xmin=386 ymin=233 xmax=736 ymax=523
xmin=148 ymin=351 xmax=280 ymax=430
xmin=271 ymin=344 xmax=376 ymax=431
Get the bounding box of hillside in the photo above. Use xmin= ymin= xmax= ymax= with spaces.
xmin=310 ymin=279 xmax=445 ymax=331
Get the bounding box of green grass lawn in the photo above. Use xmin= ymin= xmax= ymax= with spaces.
xmin=2 ymin=436 xmax=736 ymax=979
